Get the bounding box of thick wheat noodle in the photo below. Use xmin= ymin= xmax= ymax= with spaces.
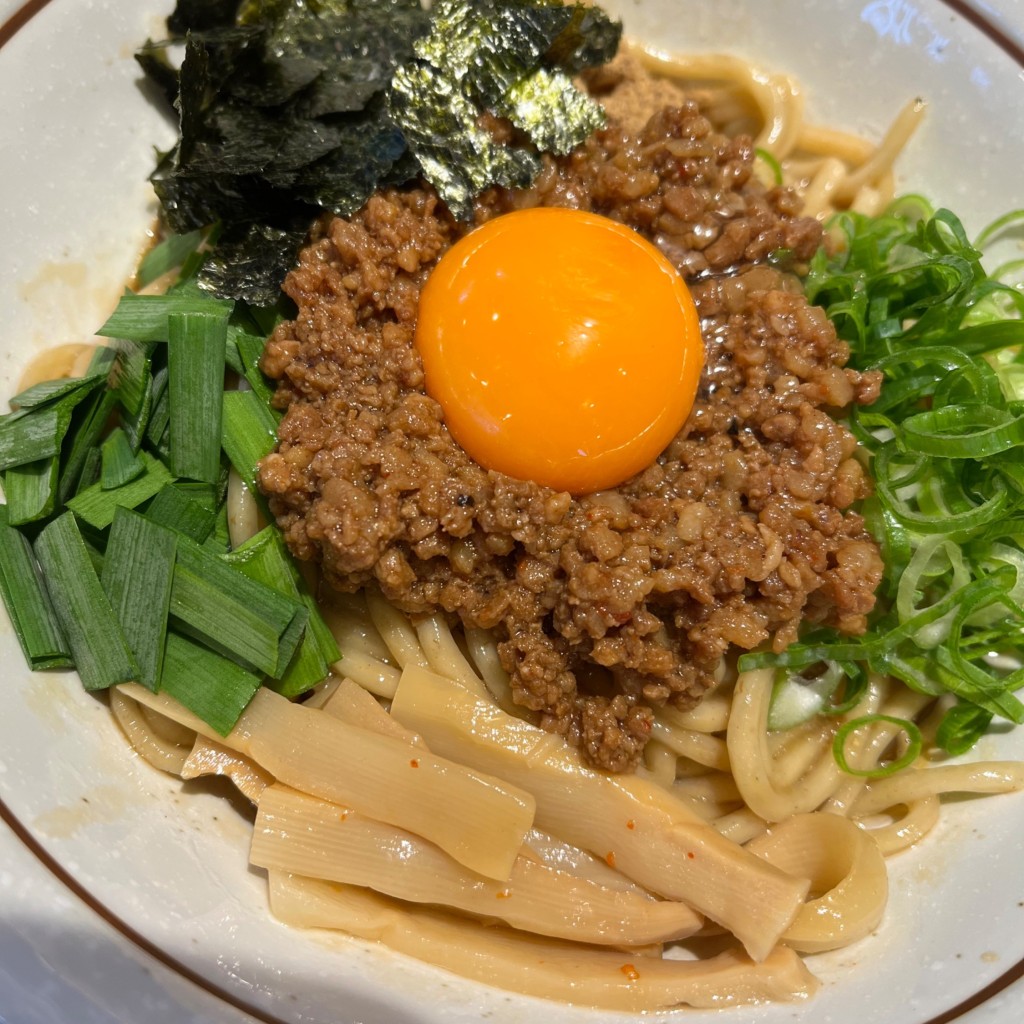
xmin=861 ymin=796 xmax=941 ymax=856
xmin=637 ymin=49 xmax=923 ymax=217
xmin=109 ymin=688 xmax=191 ymax=774
xmin=726 ymin=669 xmax=884 ymax=822
xmin=658 ymin=692 xmax=733 ymax=734
xmin=636 ymin=50 xmax=804 ymax=155
xmin=643 ymin=738 xmax=681 ymax=788
xmin=830 ymin=97 xmax=925 ymax=202
xmin=822 ymin=684 xmax=935 ymax=816
xmin=226 ymin=467 xmax=260 ymax=550
xmin=650 ymin=719 xmax=730 ymax=770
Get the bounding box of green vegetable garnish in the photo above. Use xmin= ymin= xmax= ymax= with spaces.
xmin=33 ymin=512 xmax=140 ymax=691
xmin=0 ymin=506 xmax=71 ymax=670
xmin=748 ymin=201 xmax=1024 ymax=760
xmin=167 ymin=311 xmax=228 ymax=484
xmin=101 ymin=507 xmax=177 ymax=690
xmin=833 ymin=715 xmax=923 ymax=779
xmin=0 ymin=224 xmax=342 ymax=735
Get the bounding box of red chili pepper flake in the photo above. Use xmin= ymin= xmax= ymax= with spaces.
xmin=605 ymin=851 xmax=616 ymax=868
xmin=620 ymin=963 xmax=640 ymax=982
xmin=409 ymin=758 xmax=420 ymax=768
xmin=626 ymin=819 xmax=635 ymax=830
xmin=686 ymin=851 xmax=696 ymax=859
xmin=495 ymin=888 xmax=512 ymax=900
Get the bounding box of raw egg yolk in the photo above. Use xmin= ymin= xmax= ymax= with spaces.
xmin=415 ymin=207 xmax=703 ymax=494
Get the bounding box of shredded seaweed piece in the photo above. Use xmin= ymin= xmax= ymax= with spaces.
xmin=389 ymin=0 xmax=615 ymax=217
xmin=139 ymin=0 xmax=620 ymax=302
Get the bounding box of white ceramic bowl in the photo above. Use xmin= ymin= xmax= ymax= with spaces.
xmin=2 ymin=2 xmax=1024 ymax=1022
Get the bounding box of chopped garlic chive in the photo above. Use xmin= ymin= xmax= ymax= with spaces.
xmin=97 ymin=293 xmax=233 ymax=343
xmin=226 ymin=527 xmax=334 ymax=697
xmin=0 ymin=505 xmax=71 ymax=669
xmin=9 ymin=371 xmax=106 ymax=411
xmin=167 ymin=311 xmax=227 ymax=484
xmin=4 ymin=457 xmax=58 ymax=526
xmin=145 ymin=483 xmax=218 ymax=544
xmin=100 ymin=427 xmax=146 ymax=490
xmin=159 ymin=630 xmax=261 ymax=736
xmin=222 ymin=389 xmax=278 ymax=493
xmin=101 ymin=507 xmax=177 ymax=690
xmin=67 ymin=450 xmax=174 ymax=529
xmin=33 ymin=511 xmax=138 ymax=690
xmin=170 ymin=535 xmax=308 ymax=679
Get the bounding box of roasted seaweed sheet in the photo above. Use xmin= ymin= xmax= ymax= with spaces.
xmin=139 ymin=0 xmax=621 ymax=304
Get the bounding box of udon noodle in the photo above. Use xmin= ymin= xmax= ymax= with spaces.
xmin=20 ymin=48 xmax=1022 ymax=1012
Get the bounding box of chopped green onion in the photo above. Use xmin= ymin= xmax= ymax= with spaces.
xmin=936 ymin=702 xmax=993 ymax=756
xmin=833 ymin=715 xmax=923 ymax=778
xmin=767 ymin=663 xmax=845 ymax=731
xmin=101 ymin=507 xmax=177 ymax=690
xmin=32 ymin=512 xmax=138 ymax=690
xmin=67 ymin=450 xmax=174 ymax=529
xmin=158 ymin=630 xmax=261 ymax=736
xmin=973 ymin=207 xmax=1024 ymax=250
xmin=167 ymin=311 xmax=227 ymax=484
xmin=753 ymin=147 xmax=783 ymax=186
xmin=0 ymin=505 xmax=71 ymax=669
xmin=101 ymin=427 xmax=146 ymax=490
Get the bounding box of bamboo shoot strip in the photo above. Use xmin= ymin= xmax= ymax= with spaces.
xmin=97 ymin=293 xmax=233 ymax=343
xmin=167 ymin=312 xmax=227 ymax=484
xmin=224 ymin=527 xmax=336 ymax=697
xmin=4 ymin=457 xmax=58 ymax=525
xmin=101 ymin=507 xmax=177 ymax=690
xmin=118 ymin=683 xmax=536 ymax=881
xmin=267 ymin=873 xmax=818 ymax=1011
xmin=390 ymin=665 xmax=810 ymax=962
xmin=159 ymin=631 xmax=262 ymax=736
xmin=33 ymin=512 xmax=139 ymax=690
xmin=67 ymin=450 xmax=174 ymax=529
xmin=169 ymin=535 xmax=308 ymax=679
xmin=222 ymin=390 xmax=278 ymax=494
xmin=0 ymin=505 xmax=71 ymax=669
xmin=251 ymin=784 xmax=702 ymax=946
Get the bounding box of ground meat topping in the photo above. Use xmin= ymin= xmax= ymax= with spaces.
xmin=259 ymin=103 xmax=885 ymax=772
